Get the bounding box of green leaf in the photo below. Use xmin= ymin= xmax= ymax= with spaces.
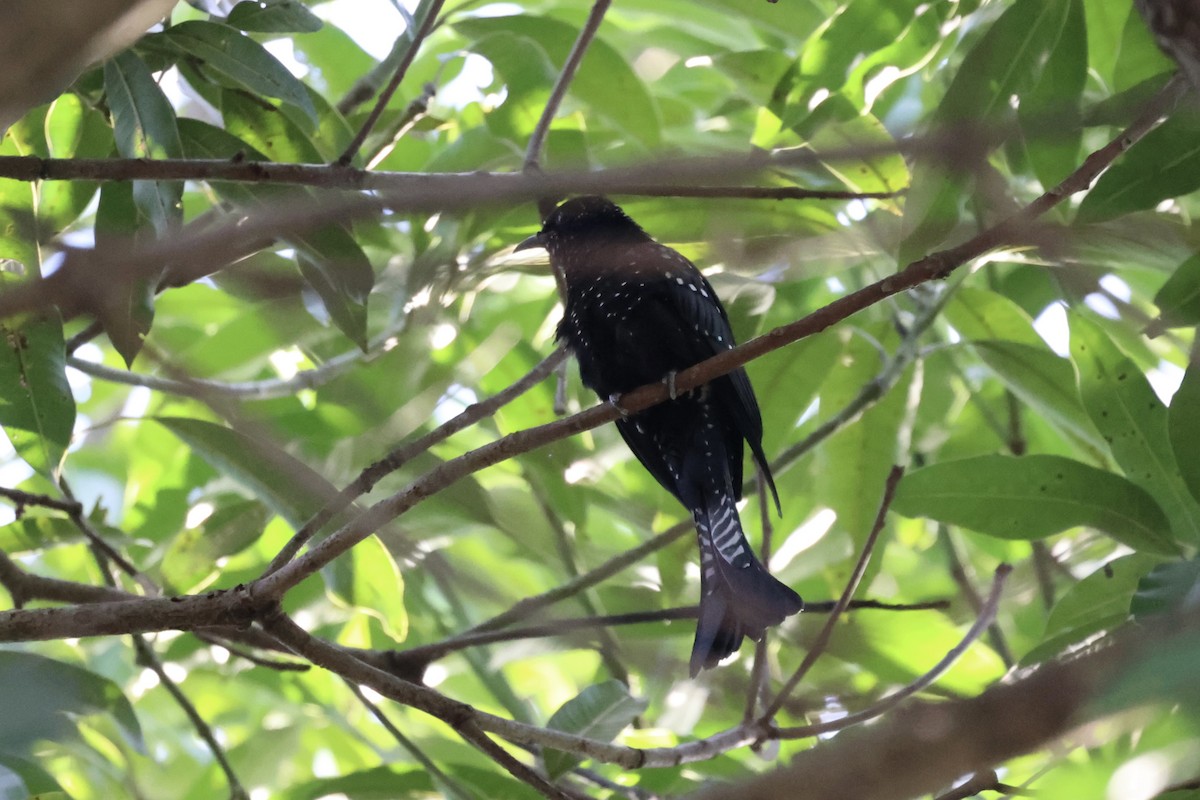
xmin=944 ymin=286 xmax=1045 ymax=346
xmin=103 ymin=51 xmax=183 ymax=235
xmin=293 ymin=224 xmax=373 ymax=350
xmin=1094 ymin=629 xmax=1200 ymax=716
xmin=226 ymin=1 xmax=323 ymax=33
xmin=220 ymin=87 xmax=323 ymax=163
xmin=0 ymin=651 xmax=143 ymax=755
xmin=893 ymin=454 xmax=1179 ymax=554
xmin=161 ymin=498 xmax=272 ymax=592
xmin=899 ymin=0 xmax=1077 ymax=261
xmin=1131 ymin=558 xmax=1200 ymax=618
xmin=0 ymin=755 xmax=62 ymax=799
xmin=1154 ymin=252 xmax=1200 ymax=329
xmin=1111 ymin=3 xmax=1176 ymax=92
xmin=163 ymin=20 xmax=317 ymax=124
xmin=543 ymin=681 xmax=646 ymax=780
xmin=0 ymin=111 xmax=43 ymax=273
xmin=1071 ymin=312 xmax=1200 ymax=543
xmin=815 ymin=330 xmax=913 ymax=553
xmin=971 ymin=340 xmax=1105 ymax=454
xmin=1171 ymin=364 xmax=1200 ymax=511
xmin=0 ymin=311 xmax=76 ymax=478
xmin=455 ymin=15 xmax=660 ymax=149
xmin=1076 ymin=106 xmax=1200 ymax=224
xmin=1018 ymin=0 xmax=1085 ymax=189
xmin=281 ymin=768 xmax=435 ymax=800
xmin=808 ymin=105 xmax=909 ymax=196
xmin=327 ymin=535 xmax=407 ymax=642
xmin=154 ymin=417 xmax=329 ymax=527
xmin=40 ymin=94 xmax=112 ymax=233
xmin=1024 ymin=553 xmax=1161 ymax=663
xmin=95 ymin=182 xmax=157 ymax=366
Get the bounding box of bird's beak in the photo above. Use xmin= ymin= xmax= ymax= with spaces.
xmin=514 ymin=231 xmax=545 ymax=252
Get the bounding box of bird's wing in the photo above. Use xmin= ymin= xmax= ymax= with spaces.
xmin=656 ymin=268 xmax=780 ymax=509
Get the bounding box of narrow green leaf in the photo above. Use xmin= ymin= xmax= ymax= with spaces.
xmin=95 ymin=182 xmax=156 ymax=366
xmin=1018 ymin=0 xmax=1085 ymax=189
xmin=815 ymin=330 xmax=913 ymax=554
xmin=161 ymin=499 xmax=272 ymax=592
xmin=154 ymin=417 xmax=328 ymax=527
xmin=899 ymin=0 xmax=1076 ymax=261
xmin=1076 ymin=106 xmax=1200 ymax=224
xmin=327 ymin=535 xmax=407 ymax=642
xmin=543 ymin=681 xmax=647 ymax=780
xmin=0 ymin=651 xmax=143 ymax=756
xmin=970 ymin=340 xmax=1105 ymax=454
xmin=40 ymin=94 xmax=112 ymax=233
xmin=1024 ymin=553 xmax=1161 ymax=663
xmin=220 ymin=87 xmax=323 ymax=163
xmin=1169 ymin=362 xmax=1200 ymax=507
xmin=809 ymin=106 xmax=909 ymax=196
xmin=295 ymin=225 xmax=373 ymax=350
xmin=1111 ymin=3 xmax=1176 ymax=92
xmin=0 ymin=311 xmax=76 ymax=478
xmin=893 ymin=454 xmax=1179 ymax=554
xmin=1071 ymin=312 xmax=1200 ymax=543
xmin=1153 ymin=252 xmax=1200 ymax=329
xmin=0 ymin=755 xmax=62 ymax=799
xmin=103 ymin=51 xmax=183 ymax=234
xmin=0 ymin=112 xmax=42 ymax=273
xmin=944 ymin=286 xmax=1045 ymax=346
xmin=1131 ymin=558 xmax=1200 ymax=618
xmin=164 ymin=21 xmax=317 ymax=124
xmin=227 ymin=0 xmax=323 ymax=33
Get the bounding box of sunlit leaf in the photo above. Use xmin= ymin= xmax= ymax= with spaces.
xmin=162 ymin=21 xmax=317 ymax=124
xmin=894 ymin=454 xmax=1179 ymax=554
xmin=103 ymin=50 xmax=183 ymax=234
xmin=0 ymin=309 xmax=75 ymax=478
xmin=1071 ymin=312 xmax=1200 ymax=543
xmin=226 ymin=0 xmax=323 ymax=33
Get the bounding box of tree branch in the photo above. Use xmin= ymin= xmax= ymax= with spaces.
xmin=336 ymin=0 xmax=447 ymax=166
xmin=524 ymin=0 xmax=612 ymax=172
xmin=762 ymin=465 xmax=905 ymax=720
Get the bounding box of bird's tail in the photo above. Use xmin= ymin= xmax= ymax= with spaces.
xmin=689 ymin=488 xmax=803 ymax=676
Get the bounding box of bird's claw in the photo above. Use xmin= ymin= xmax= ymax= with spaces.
xmin=664 ymin=371 xmax=678 ymax=400
xmin=608 ymin=393 xmax=630 ymax=417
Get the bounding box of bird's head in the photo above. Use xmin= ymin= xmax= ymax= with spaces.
xmin=515 ymin=196 xmax=650 ymax=257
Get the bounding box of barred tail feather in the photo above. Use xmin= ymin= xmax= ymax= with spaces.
xmin=689 ymin=490 xmax=803 ymax=676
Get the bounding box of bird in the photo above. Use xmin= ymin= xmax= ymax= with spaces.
xmin=516 ymin=196 xmax=803 ymax=676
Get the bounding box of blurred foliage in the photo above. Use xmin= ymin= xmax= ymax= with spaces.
xmin=1 ymin=0 xmax=1200 ymax=797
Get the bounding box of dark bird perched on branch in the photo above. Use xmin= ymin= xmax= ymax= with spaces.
xmin=517 ymin=196 xmax=802 ymax=676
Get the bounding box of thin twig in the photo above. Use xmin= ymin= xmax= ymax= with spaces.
xmin=65 ymin=346 xmax=364 ymax=399
xmin=524 ymin=0 xmax=613 ymax=172
xmin=57 ymin=479 xmax=156 ymax=594
xmin=262 ymin=345 xmax=566 ymax=576
xmin=744 ymin=470 xmax=774 ymax=723
xmin=390 ymin=598 xmax=948 ymax=666
xmin=761 ymin=465 xmax=905 ymax=720
xmin=773 ymin=564 xmax=1012 ymax=740
xmin=455 ymin=720 xmax=581 ymax=800
xmin=0 ymin=486 xmax=82 ymax=515
xmin=345 ymin=680 xmax=473 ymax=800
xmin=337 ymin=0 xmax=447 ymax=165
xmin=938 ymin=524 xmax=1014 ymax=667
xmin=133 ymin=636 xmax=248 ymax=800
